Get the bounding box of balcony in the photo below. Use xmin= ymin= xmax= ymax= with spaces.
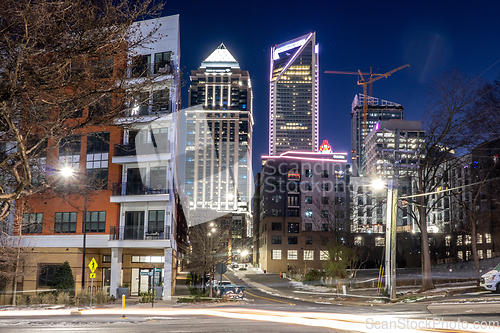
xmin=108 ymin=226 xmax=171 ymax=249
xmin=113 ymin=143 xmax=171 ymax=164
xmin=112 ymin=182 xmax=169 ymax=195
xmin=109 ymin=226 xmax=170 ymax=241
xmin=114 ymin=143 xmax=170 ymax=157
xmin=110 ymin=182 xmax=170 ymax=203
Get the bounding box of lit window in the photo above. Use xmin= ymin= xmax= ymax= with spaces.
xmin=271 ymin=250 xmax=282 ymax=260
xmin=465 ymin=235 xmax=471 ymax=245
xmin=477 ymin=233 xmax=482 ymax=244
xmin=485 ymin=234 xmax=492 ymax=243
xmin=305 ymin=210 xmax=312 ymax=218
xmin=287 ymin=250 xmax=298 ymax=260
xmin=478 ymin=250 xmax=483 ymax=259
xmin=320 ymin=250 xmax=329 ymax=260
xmin=487 ymin=249 xmax=492 ymax=258
xmin=304 ymin=250 xmax=314 ymax=260
xmin=457 ymin=235 xmax=463 ymax=246
xmin=457 ymin=251 xmax=463 ymax=261
xmin=375 ymin=238 xmax=385 ymax=246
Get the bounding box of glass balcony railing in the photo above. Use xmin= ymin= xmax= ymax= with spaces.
xmin=109 ymin=225 xmax=170 ymax=240
xmin=114 ymin=143 xmax=170 ymax=157
xmin=111 ymin=182 xmax=170 ymax=196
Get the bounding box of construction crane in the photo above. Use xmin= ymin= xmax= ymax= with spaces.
xmin=325 ymin=64 xmax=409 ymax=140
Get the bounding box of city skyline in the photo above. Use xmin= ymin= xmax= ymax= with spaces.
xmin=163 ymin=1 xmax=500 ymax=175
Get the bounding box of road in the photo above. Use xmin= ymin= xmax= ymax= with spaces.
xmin=0 ymin=269 xmax=499 ymax=332
xmin=0 ymin=314 xmax=341 ymax=333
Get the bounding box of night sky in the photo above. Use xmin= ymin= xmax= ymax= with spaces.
xmin=162 ymin=0 xmax=500 ymax=176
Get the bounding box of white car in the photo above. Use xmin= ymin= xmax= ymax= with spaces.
xmin=480 ymin=263 xmax=500 ymax=292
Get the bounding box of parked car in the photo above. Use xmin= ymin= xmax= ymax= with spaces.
xmin=480 ymin=263 xmax=500 ymax=292
xmin=206 ymin=279 xmax=217 ymax=288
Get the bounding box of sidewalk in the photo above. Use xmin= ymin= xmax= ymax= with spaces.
xmin=0 ymin=271 xmax=192 ymax=313
xmin=230 ymin=265 xmax=488 ymax=305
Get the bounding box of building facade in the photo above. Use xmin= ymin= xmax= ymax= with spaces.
xmin=269 ymin=33 xmax=319 ymax=156
xmin=256 ymin=151 xmax=349 ymax=273
xmin=351 ymin=94 xmax=404 ymax=176
xmin=184 ymin=43 xmax=253 ymax=237
xmin=15 ymin=15 xmax=182 ymax=301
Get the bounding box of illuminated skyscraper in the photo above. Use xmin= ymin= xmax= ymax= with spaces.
xmin=351 ymin=94 xmax=404 ymax=176
xmin=185 ymin=43 xmax=253 ymax=218
xmin=269 ymin=32 xmax=319 ymax=156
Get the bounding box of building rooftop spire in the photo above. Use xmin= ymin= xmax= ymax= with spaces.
xmin=201 ymin=43 xmax=239 ymax=68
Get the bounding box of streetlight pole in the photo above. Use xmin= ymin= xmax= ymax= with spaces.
xmin=61 ymin=166 xmax=88 ymax=292
xmin=82 ymin=191 xmax=87 ymax=291
xmin=384 ymin=178 xmax=398 ymax=301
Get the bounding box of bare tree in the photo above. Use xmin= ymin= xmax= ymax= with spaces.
xmin=0 ymin=0 xmax=163 ymax=221
xmin=306 ymin=193 xmax=370 ymax=279
xmin=404 ymin=70 xmax=482 ymax=291
xmin=185 ymin=223 xmax=230 ymax=298
xmin=452 ymin=140 xmax=500 ymax=285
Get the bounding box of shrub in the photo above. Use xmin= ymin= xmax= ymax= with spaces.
xmin=304 ymin=269 xmax=325 ymax=282
xmin=16 ymin=294 xmax=29 ymax=307
xmin=74 ymin=291 xmax=90 ymax=307
xmin=30 ymin=293 xmax=42 ymax=305
xmin=53 ymin=261 xmax=75 ymax=295
xmin=93 ymin=290 xmax=108 ymax=305
xmin=238 ymin=267 xmax=247 ymax=271
xmin=140 ymin=291 xmax=155 ymax=303
xmin=56 ymin=292 xmax=71 ymax=306
xmin=41 ymin=292 xmax=55 ymax=305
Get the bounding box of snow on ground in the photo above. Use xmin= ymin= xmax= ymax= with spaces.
xmin=289 ymin=280 xmax=336 ymax=293
xmin=399 ymin=283 xmax=476 ymax=295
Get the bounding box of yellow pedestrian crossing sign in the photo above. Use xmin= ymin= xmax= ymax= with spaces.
xmin=90 ymin=272 xmax=96 ymax=279
xmin=88 ymin=258 xmax=98 ymax=273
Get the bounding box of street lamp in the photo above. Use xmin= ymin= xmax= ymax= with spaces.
xmin=372 ymin=177 xmax=398 ymax=301
xmin=61 ymin=166 xmax=88 ymax=292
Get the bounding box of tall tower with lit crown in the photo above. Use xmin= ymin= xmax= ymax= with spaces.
xmin=186 ymin=43 xmax=253 ymax=216
xmin=269 ymin=32 xmax=319 ymax=156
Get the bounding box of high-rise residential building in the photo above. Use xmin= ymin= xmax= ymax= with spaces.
xmin=350 ymin=120 xmax=424 ymax=251
xmin=363 ymin=120 xmax=425 ymax=177
xmin=351 ymin=94 xmax=404 ymax=176
xmin=15 ymin=15 xmax=184 ymax=301
xmin=269 ymin=32 xmax=319 ymax=156
xmin=255 ymin=151 xmax=348 ymax=273
xmin=185 ymin=43 xmax=253 ymax=232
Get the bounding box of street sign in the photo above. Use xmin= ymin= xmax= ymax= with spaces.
xmin=155 ymin=268 xmax=162 ymax=272
xmin=90 ymin=272 xmax=96 ymax=279
xmin=216 ymin=263 xmax=227 ymax=275
xmin=88 ymin=258 xmax=98 ymax=273
xmin=140 ymin=271 xmax=151 ymax=276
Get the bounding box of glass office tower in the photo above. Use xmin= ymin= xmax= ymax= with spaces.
xmin=185 ymin=44 xmax=253 ymax=218
xmin=269 ymin=32 xmax=319 ymax=156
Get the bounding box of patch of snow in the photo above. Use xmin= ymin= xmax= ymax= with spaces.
xmin=289 ymin=280 xmax=336 ymax=293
